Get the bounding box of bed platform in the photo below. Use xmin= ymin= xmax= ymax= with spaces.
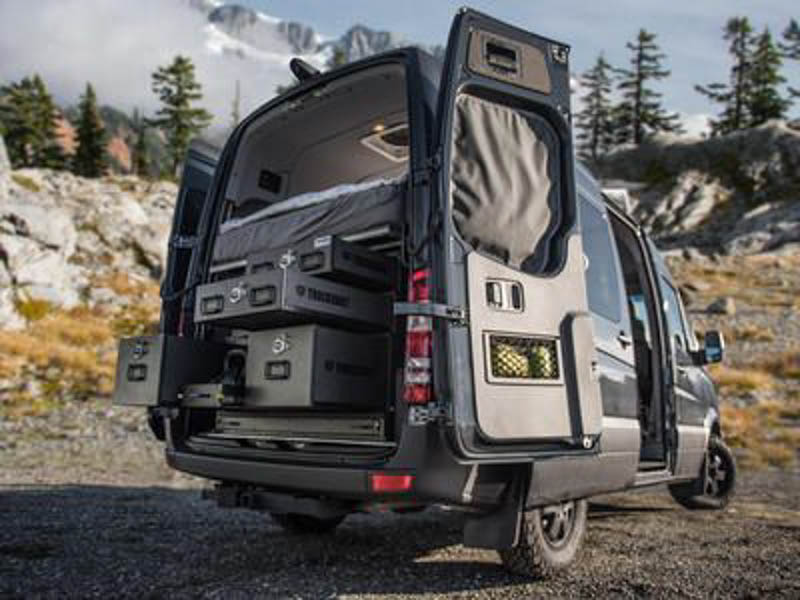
xmin=212 ymin=175 xmax=408 ymax=266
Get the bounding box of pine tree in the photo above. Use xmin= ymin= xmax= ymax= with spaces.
xmin=0 ymin=77 xmax=39 ymax=168
xmin=130 ymin=108 xmax=150 ymax=177
xmin=575 ymin=54 xmax=615 ymax=163
xmin=747 ymin=28 xmax=790 ymax=126
xmin=615 ymin=29 xmax=683 ymax=145
xmin=31 ymin=75 xmax=67 ymax=170
xmin=0 ymin=75 xmax=65 ymax=169
xmin=148 ymin=55 xmax=212 ymax=174
xmin=72 ymin=83 xmax=108 ymax=178
xmin=327 ymin=47 xmax=348 ymax=70
xmin=695 ymin=17 xmax=754 ymax=135
xmin=779 ymin=19 xmax=800 ymax=98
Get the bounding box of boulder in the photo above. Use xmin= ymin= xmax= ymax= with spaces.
xmin=707 ymin=296 xmax=736 ymax=315
xmin=0 ymin=167 xmax=177 ymax=327
xmin=596 ymin=120 xmax=800 ymax=255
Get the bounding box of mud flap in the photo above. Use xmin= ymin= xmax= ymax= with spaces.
xmin=463 ymin=470 xmax=529 ymax=549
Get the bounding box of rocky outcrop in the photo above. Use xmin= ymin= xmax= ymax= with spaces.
xmin=0 ymin=165 xmax=176 ymax=328
xmin=596 ymin=120 xmax=800 ymax=255
xmin=204 ymin=3 xmax=414 ymax=66
xmin=325 ymin=25 xmax=406 ymax=63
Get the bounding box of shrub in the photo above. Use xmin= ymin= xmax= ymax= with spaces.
xmin=13 ymin=296 xmax=52 ymax=323
xmin=10 ymin=173 xmax=41 ymax=192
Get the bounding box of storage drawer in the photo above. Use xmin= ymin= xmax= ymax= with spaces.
xmin=113 ymin=335 xmax=235 ymax=406
xmin=247 ymin=236 xmax=398 ymax=291
xmin=244 ymin=325 xmax=390 ymax=409
xmin=194 ymin=269 xmax=392 ymax=332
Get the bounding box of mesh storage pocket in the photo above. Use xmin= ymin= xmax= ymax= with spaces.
xmin=488 ymin=334 xmax=560 ymax=382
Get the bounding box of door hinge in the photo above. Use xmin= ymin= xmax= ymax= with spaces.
xmin=408 ymin=403 xmax=450 ymax=426
xmin=169 ymin=235 xmax=198 ymax=249
xmin=411 ymin=149 xmax=442 ymax=187
xmin=394 ymin=302 xmax=468 ymax=325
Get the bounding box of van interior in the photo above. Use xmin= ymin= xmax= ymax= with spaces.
xmin=222 ymin=63 xmax=409 ymax=222
xmin=185 ymin=63 xmax=413 ymax=458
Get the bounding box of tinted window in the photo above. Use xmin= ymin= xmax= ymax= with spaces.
xmin=579 ymin=200 xmax=621 ymax=322
xmin=660 ymin=277 xmax=688 ymax=351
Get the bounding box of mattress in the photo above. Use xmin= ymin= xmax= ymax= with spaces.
xmin=212 ymin=175 xmax=407 ymax=264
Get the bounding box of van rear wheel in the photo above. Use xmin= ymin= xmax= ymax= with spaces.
xmin=499 ymin=499 xmax=587 ymax=579
xmin=270 ymin=513 xmax=346 ymax=534
xmin=669 ymin=436 xmax=736 ymax=510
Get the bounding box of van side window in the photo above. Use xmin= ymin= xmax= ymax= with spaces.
xmin=660 ymin=277 xmax=689 ymax=352
xmin=578 ymin=199 xmax=621 ymax=322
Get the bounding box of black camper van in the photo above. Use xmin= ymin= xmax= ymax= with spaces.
xmin=113 ymin=9 xmax=735 ymax=578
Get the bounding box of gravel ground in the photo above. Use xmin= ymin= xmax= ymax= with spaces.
xmin=1 ymin=403 xmax=799 ymax=598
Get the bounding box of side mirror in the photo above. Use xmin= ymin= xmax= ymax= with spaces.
xmin=703 ymin=330 xmax=725 ymax=364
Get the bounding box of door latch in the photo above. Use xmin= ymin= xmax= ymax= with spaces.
xmin=408 ymin=404 xmax=450 ymax=426
xmin=394 ymin=302 xmax=468 ymax=325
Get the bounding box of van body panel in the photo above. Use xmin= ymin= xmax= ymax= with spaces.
xmin=464 ymin=243 xmax=601 ymax=442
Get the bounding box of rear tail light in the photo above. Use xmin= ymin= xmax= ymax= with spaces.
xmin=370 ymin=473 xmax=414 ymax=493
xmin=403 ymin=269 xmax=433 ymax=406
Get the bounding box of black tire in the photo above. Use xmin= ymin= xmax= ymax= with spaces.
xmin=669 ymin=436 xmax=736 ymax=510
xmin=270 ymin=513 xmax=346 ymax=534
xmin=499 ymin=499 xmax=588 ymax=579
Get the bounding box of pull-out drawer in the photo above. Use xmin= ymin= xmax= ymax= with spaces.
xmin=194 ymin=269 xmax=392 ymax=332
xmin=112 ymin=335 xmax=235 ymax=406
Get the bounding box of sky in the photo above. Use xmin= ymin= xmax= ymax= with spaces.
xmin=242 ymin=0 xmax=800 ymax=127
xmin=0 ymin=0 xmax=797 ymax=135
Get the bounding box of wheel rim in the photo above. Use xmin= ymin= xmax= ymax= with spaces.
xmin=540 ymin=501 xmax=576 ymax=549
xmin=704 ymin=445 xmax=732 ymax=499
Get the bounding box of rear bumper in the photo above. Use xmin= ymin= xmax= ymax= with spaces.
xmin=166 ymin=449 xmax=375 ymax=499
xmin=165 ymin=425 xmax=479 ymax=506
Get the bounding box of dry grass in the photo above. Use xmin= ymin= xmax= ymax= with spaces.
xmin=722 ymin=400 xmax=800 ymax=469
xmin=0 ymin=273 xmax=160 ymax=419
xmin=758 ymin=351 xmax=800 ymax=380
xmin=708 ymin=364 xmax=774 ymax=394
xmin=671 ymin=255 xmax=800 ymax=312
xmin=732 ymin=324 xmax=775 ymax=343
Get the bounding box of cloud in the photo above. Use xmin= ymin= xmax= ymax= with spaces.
xmin=0 ymin=0 xmax=295 ymax=127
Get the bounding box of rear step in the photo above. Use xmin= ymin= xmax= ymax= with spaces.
xmin=203 ymin=432 xmax=396 ymax=448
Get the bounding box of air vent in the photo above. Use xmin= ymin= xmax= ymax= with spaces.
xmin=258 ymin=169 xmax=283 ymax=193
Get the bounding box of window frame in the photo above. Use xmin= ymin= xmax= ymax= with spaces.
xmin=578 ymin=196 xmax=625 ymax=324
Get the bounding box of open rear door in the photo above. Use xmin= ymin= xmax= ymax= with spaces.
xmin=436 ymin=10 xmax=602 ymax=459
xmin=160 ymin=138 xmax=220 ymax=334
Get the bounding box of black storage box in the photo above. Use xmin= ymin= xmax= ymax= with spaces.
xmin=113 ymin=335 xmax=236 ymax=406
xmin=194 ymin=269 xmax=392 ymax=332
xmin=243 ymin=325 xmax=389 ymax=409
xmin=246 ymin=236 xmax=398 ymax=291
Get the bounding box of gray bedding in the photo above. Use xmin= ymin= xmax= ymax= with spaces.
xmin=212 ymin=176 xmax=407 ymax=264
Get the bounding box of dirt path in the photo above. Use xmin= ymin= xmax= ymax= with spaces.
xmin=1 ymin=408 xmax=799 ymax=599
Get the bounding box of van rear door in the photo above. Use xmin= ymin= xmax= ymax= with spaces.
xmin=161 ymin=139 xmax=220 ymax=334
xmin=434 ymin=9 xmax=602 ymax=459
